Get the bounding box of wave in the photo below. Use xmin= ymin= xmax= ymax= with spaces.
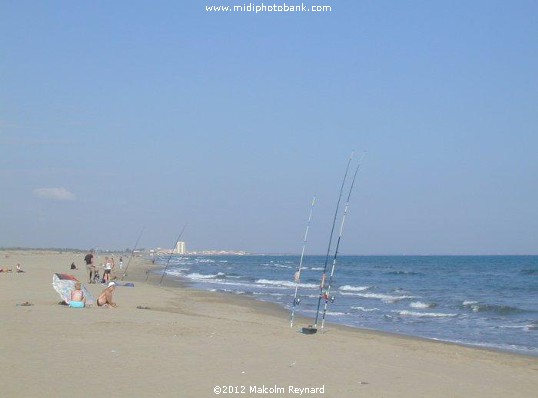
xmin=520 ymin=269 xmax=538 ymax=275
xmin=255 ymin=279 xmax=319 ymax=289
xmin=351 ymin=306 xmax=380 ymax=312
xmin=216 ymin=288 xmax=250 ymax=295
xmin=398 ymin=310 xmax=458 ymax=318
xmin=444 ymin=339 xmax=538 ymax=355
xmin=164 ymin=269 xmax=188 ymax=276
xmin=252 ymin=292 xmax=287 ymax=297
xmin=526 ymin=321 xmax=538 ymax=331
xmin=324 ymin=311 xmax=348 ymax=316
xmin=462 ymin=301 xmax=531 ymax=315
xmin=339 ymin=285 xmax=371 ymax=292
xmin=386 ymin=271 xmax=424 ymax=276
xmin=267 ymin=263 xmax=294 ymax=269
xmin=410 ymin=301 xmax=437 ymax=309
xmin=186 ymin=272 xmax=226 ymax=280
xmin=356 ymin=292 xmax=416 ymax=303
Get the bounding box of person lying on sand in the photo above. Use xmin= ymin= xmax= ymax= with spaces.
xmin=0 ymin=268 xmax=12 ymax=273
xmin=97 ymin=282 xmax=117 ymax=308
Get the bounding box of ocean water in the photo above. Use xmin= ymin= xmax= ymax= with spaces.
xmin=156 ymin=255 xmax=538 ymax=356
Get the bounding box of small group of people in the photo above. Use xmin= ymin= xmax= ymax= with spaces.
xmin=69 ymin=281 xmax=117 ymax=308
xmin=84 ymin=252 xmax=124 ymax=285
xmin=65 ymin=251 xmax=123 ymax=309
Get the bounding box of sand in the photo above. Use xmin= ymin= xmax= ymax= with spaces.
xmin=0 ymin=250 xmax=536 ymax=397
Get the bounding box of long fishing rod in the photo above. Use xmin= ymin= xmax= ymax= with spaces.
xmin=159 ymin=223 xmax=188 ymax=285
xmin=290 ymin=196 xmax=316 ymax=328
xmin=319 ymin=152 xmax=365 ymax=329
xmin=309 ymin=153 xmax=354 ymax=331
xmin=121 ymin=226 xmax=145 ymax=281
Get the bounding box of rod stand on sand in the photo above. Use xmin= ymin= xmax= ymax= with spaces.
xmin=301 ymin=325 xmax=318 ymax=334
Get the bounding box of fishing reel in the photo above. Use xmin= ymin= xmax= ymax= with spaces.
xmin=322 ymin=292 xmax=336 ymax=303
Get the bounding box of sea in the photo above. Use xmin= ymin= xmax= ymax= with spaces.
xmin=155 ymin=255 xmax=538 ymax=356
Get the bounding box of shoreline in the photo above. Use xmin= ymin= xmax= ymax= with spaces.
xmin=148 ymin=260 xmax=538 ymax=360
xmin=1 ymin=249 xmax=536 ymax=397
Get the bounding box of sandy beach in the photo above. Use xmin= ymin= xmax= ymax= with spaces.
xmin=0 ymin=250 xmax=536 ymax=397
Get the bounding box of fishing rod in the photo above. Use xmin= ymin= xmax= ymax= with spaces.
xmin=319 ymin=152 xmax=365 ymax=329
xmin=121 ymin=226 xmax=145 ymax=281
xmin=159 ymin=223 xmax=188 ymax=285
xmin=290 ymin=196 xmax=316 ymax=328
xmin=304 ymin=153 xmax=354 ymax=334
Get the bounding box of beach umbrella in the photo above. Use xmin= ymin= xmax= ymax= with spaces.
xmin=52 ymin=273 xmax=95 ymax=305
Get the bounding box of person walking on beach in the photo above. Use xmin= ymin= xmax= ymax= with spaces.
xmin=119 ymin=257 xmax=123 ymax=270
xmin=84 ymin=251 xmax=95 ymax=283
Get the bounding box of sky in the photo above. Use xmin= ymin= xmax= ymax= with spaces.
xmin=1 ymin=1 xmax=537 ymax=255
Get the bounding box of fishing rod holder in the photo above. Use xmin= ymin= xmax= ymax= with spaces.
xmin=301 ymin=325 xmax=318 ymax=335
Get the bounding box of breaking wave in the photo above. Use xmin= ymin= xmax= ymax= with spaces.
xmin=398 ymin=310 xmax=458 ymax=318
xmin=339 ymin=285 xmax=371 ymax=292
xmin=351 ymin=306 xmax=380 ymax=312
xmin=462 ymin=301 xmax=531 ymax=315
xmin=255 ymin=279 xmax=318 ymax=289
xmin=356 ymin=292 xmax=416 ymax=303
xmin=186 ymin=272 xmax=226 ymax=280
xmin=410 ymin=301 xmax=437 ymax=309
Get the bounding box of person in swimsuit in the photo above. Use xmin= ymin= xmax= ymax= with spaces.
xmin=97 ymin=282 xmax=117 ymax=308
xmin=70 ymin=282 xmax=86 ymax=306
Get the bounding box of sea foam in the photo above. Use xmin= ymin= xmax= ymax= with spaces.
xmin=398 ymin=310 xmax=457 ymax=318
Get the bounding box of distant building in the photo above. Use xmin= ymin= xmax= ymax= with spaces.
xmin=174 ymin=241 xmax=186 ymax=255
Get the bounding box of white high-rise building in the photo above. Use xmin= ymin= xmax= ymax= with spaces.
xmin=174 ymin=241 xmax=186 ymax=255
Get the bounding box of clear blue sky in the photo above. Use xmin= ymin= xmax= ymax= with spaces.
xmin=1 ymin=1 xmax=537 ymax=254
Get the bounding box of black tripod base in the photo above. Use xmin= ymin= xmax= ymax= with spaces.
xmin=301 ymin=326 xmax=318 ymax=335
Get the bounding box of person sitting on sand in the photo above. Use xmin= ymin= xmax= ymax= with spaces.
xmin=16 ymin=264 xmax=25 ymax=273
xmin=70 ymin=282 xmax=86 ymax=307
xmin=97 ymin=282 xmax=117 ymax=308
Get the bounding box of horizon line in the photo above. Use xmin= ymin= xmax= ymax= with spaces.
xmin=1 ymin=247 xmax=537 ymax=257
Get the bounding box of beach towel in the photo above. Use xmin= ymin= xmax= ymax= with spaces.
xmin=52 ymin=273 xmax=95 ymax=305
